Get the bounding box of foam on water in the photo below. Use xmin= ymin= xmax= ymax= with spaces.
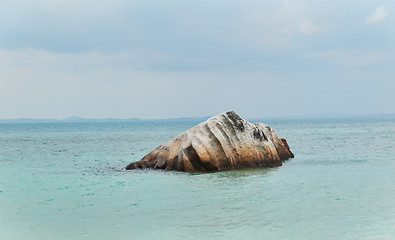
xmin=1 ymin=119 xmax=394 ymax=240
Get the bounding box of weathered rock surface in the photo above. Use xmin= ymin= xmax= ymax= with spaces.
xmin=125 ymin=111 xmax=293 ymax=172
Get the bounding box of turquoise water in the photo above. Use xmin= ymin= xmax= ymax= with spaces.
xmin=1 ymin=119 xmax=394 ymax=240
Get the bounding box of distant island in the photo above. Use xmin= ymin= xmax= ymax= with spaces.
xmin=0 ymin=116 xmax=211 ymax=123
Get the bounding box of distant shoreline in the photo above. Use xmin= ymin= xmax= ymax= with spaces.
xmin=1 ymin=113 xmax=394 ymax=123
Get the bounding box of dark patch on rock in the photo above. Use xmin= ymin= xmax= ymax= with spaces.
xmin=184 ymin=145 xmax=204 ymax=171
xmin=225 ymin=111 xmax=245 ymax=132
xmin=253 ymin=128 xmax=268 ymax=141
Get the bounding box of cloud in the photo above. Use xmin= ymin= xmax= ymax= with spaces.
xmin=298 ymin=21 xmax=318 ymax=34
xmin=365 ymin=5 xmax=389 ymax=23
xmin=281 ymin=28 xmax=291 ymax=36
xmin=304 ymin=50 xmax=395 ymax=68
xmin=0 ymin=48 xmax=169 ymax=72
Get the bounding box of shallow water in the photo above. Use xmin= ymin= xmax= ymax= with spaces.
xmin=1 ymin=119 xmax=394 ymax=239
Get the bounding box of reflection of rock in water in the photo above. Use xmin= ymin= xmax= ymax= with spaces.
xmin=126 ymin=111 xmax=294 ymax=172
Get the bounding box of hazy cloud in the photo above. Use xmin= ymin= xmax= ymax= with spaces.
xmin=366 ymin=5 xmax=389 ymax=23
xmin=305 ymin=50 xmax=395 ymax=68
xmin=298 ymin=21 xmax=318 ymax=34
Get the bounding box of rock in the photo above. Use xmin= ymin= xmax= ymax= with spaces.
xmin=125 ymin=111 xmax=294 ymax=172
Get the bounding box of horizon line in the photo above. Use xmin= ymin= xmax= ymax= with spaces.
xmin=1 ymin=112 xmax=395 ymax=123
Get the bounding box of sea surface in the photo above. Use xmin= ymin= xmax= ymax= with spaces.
xmin=1 ymin=118 xmax=394 ymax=240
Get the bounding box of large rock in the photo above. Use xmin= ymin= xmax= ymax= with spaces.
xmin=125 ymin=111 xmax=293 ymax=172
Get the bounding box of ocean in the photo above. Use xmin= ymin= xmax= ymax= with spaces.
xmin=1 ymin=118 xmax=394 ymax=240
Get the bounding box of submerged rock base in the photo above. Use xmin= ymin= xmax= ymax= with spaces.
xmin=126 ymin=111 xmax=293 ymax=172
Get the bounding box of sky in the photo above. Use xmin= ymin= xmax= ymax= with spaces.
xmin=0 ymin=0 xmax=394 ymax=119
